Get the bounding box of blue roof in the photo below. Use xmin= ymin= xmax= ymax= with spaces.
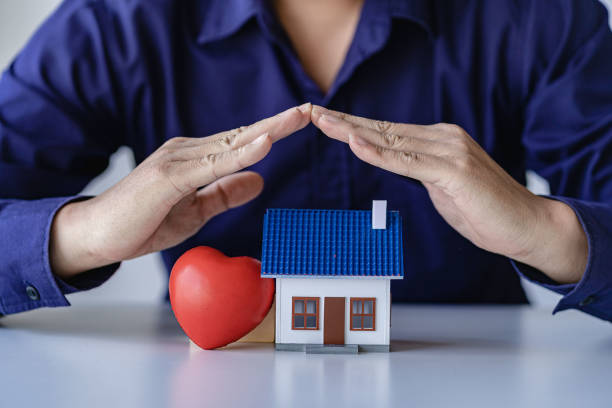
xmin=261 ymin=209 xmax=404 ymax=278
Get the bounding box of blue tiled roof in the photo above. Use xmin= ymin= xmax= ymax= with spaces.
xmin=261 ymin=209 xmax=404 ymax=278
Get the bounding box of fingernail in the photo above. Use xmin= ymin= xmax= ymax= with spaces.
xmin=349 ymin=133 xmax=368 ymax=146
xmin=321 ymin=114 xmax=341 ymax=124
xmin=297 ymin=102 xmax=311 ymax=113
xmin=252 ymin=133 xmax=269 ymax=144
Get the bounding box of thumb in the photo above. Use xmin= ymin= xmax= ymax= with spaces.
xmin=197 ymin=171 xmax=264 ymax=223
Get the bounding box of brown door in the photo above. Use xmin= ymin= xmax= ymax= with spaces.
xmin=324 ymin=297 xmax=345 ymax=345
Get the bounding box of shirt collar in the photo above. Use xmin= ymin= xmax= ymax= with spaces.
xmin=389 ymin=0 xmax=434 ymax=38
xmin=196 ymin=0 xmax=434 ymax=45
xmin=196 ymin=0 xmax=261 ymax=44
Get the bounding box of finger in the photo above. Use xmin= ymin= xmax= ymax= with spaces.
xmin=316 ymin=113 xmax=442 ymax=155
xmin=228 ymin=102 xmax=312 ymax=143
xmin=196 ymin=171 xmax=264 ymax=223
xmin=347 ymin=133 xmax=447 ymax=184
xmin=179 ymin=103 xmax=312 ymax=156
xmin=311 ymin=105 xmax=425 ymax=137
xmin=178 ymin=132 xmax=272 ymax=189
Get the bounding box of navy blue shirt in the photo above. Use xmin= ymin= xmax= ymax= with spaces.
xmin=1 ymin=0 xmax=612 ymax=320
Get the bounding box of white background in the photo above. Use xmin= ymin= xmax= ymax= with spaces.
xmin=1 ymin=0 xmax=611 ymax=307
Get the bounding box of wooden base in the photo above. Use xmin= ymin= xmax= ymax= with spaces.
xmin=188 ymin=298 xmax=276 ymax=351
xmin=236 ymin=298 xmax=275 ymax=343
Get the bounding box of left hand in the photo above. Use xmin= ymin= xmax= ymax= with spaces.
xmin=311 ymin=105 xmax=588 ymax=284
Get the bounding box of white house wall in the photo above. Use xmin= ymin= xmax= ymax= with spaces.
xmin=275 ymin=278 xmax=390 ymax=345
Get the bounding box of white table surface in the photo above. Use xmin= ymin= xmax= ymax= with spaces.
xmin=1 ymin=303 xmax=610 ymax=408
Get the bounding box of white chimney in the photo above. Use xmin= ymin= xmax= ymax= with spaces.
xmin=372 ymin=200 xmax=387 ymax=229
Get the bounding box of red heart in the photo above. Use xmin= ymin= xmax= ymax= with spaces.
xmin=169 ymin=246 xmax=274 ymax=350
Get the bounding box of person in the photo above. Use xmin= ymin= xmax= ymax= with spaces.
xmin=0 ymin=0 xmax=611 ymax=321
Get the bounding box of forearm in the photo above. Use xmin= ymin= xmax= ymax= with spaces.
xmin=510 ymin=197 xmax=588 ymax=284
xmin=50 ymin=198 xmax=112 ymax=280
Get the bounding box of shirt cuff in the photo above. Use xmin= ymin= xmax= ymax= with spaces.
xmin=54 ymin=263 xmax=120 ymax=294
xmin=0 ymin=196 xmax=119 ymax=315
xmin=511 ymin=195 xmax=612 ymax=322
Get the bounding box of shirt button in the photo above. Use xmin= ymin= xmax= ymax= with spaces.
xmin=26 ymin=285 xmax=40 ymax=301
xmin=579 ymin=295 xmax=595 ymax=307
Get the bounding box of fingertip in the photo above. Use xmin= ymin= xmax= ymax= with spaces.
xmin=281 ymin=103 xmax=309 ymax=120
xmin=238 ymin=171 xmax=265 ymax=204
xmin=297 ymin=102 xmax=312 ymax=114
xmin=201 ymin=171 xmax=266 ymax=216
xmin=270 ymin=105 xmax=310 ymax=141
xmin=296 ymin=102 xmax=313 ymax=130
xmin=252 ymin=171 xmax=265 ymax=195
xmin=259 ymin=103 xmax=312 ymax=144
xmin=310 ymin=104 xmax=326 ymax=124
xmin=233 ymin=170 xmax=265 ymax=198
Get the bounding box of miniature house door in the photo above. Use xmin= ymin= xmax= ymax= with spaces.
xmin=324 ymin=297 xmax=345 ymax=345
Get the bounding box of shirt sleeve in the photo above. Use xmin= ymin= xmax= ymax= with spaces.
xmin=0 ymin=0 xmax=128 ymax=315
xmin=512 ymin=0 xmax=612 ymax=321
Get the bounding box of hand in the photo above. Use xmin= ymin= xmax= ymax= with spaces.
xmin=311 ymin=105 xmax=588 ymax=284
xmin=50 ymin=104 xmax=312 ymax=279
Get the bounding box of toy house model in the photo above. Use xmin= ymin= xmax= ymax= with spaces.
xmin=261 ymin=201 xmax=404 ymax=353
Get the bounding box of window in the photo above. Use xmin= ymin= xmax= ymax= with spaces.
xmin=350 ymin=298 xmax=376 ymax=331
xmin=292 ymin=297 xmax=319 ymax=330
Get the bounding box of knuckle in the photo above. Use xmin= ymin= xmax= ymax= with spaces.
xmin=154 ymin=147 xmax=173 ymax=161
xmin=219 ymin=132 xmax=238 ymax=148
xmin=434 ymin=123 xmax=472 ymax=152
xmin=197 ymin=153 xmax=222 ymax=180
xmin=455 ymin=139 xmax=471 ymax=155
xmin=452 ymin=137 xmax=474 ymax=156
xmin=397 ymin=151 xmax=420 ymax=165
xmin=375 ymin=120 xmax=395 ymax=134
xmin=162 ymin=136 xmax=188 ymax=147
xmin=216 ymin=126 xmax=249 ymax=148
xmin=404 ymin=135 xmax=422 ymax=149
xmin=200 ymin=153 xmax=218 ymax=167
xmin=435 ymin=123 xmax=467 ymax=137
xmin=158 ymin=137 xmax=188 ymax=157
xmin=381 ymin=132 xmax=402 ymax=148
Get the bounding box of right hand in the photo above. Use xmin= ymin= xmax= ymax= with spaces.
xmin=50 ymin=104 xmax=312 ymax=279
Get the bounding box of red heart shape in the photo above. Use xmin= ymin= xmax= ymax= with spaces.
xmin=169 ymin=246 xmax=274 ymax=350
